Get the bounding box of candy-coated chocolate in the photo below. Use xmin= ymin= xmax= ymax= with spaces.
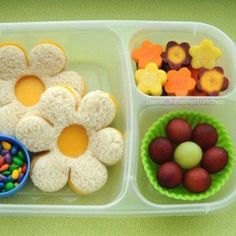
xmin=0 ymin=182 xmax=4 ymax=188
xmin=1 ymin=150 xmax=9 ymax=156
xmin=0 ymin=156 xmax=5 ymax=167
xmin=18 ymin=167 xmax=22 ymax=175
xmin=18 ymin=173 xmax=25 ymax=183
xmin=0 ymin=164 xmax=9 ymax=172
xmin=4 ymin=182 xmax=15 ymax=191
xmin=13 ymin=157 xmax=24 ymax=167
xmin=5 ymin=175 xmax=13 ymax=183
xmin=1 ymin=141 xmax=11 ymax=151
xmin=11 ymin=169 xmax=19 ymax=180
xmin=1 ymin=171 xmax=11 ymax=176
xmin=4 ymin=153 xmax=12 ymax=164
xmin=10 ymin=146 xmax=18 ymax=156
xmin=17 ymin=151 xmax=25 ymax=161
xmin=0 ymin=174 xmax=7 ymax=182
xmin=0 ymin=140 xmax=28 ymax=193
xmin=9 ymin=164 xmax=19 ymax=172
xmin=22 ymin=164 xmax=27 ymax=173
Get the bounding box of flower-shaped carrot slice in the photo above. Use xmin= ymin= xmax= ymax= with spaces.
xmin=196 ymin=67 xmax=229 ymax=96
xmin=132 ymin=40 xmax=163 ymax=68
xmin=165 ymin=67 xmax=196 ymax=96
xmin=162 ymin=41 xmax=191 ymax=70
xmin=189 ymin=39 xmax=222 ymax=69
xmin=135 ymin=62 xmax=167 ymax=96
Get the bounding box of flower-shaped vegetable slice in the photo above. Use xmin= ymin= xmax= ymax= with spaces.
xmin=16 ymin=86 xmax=124 ymax=194
xmin=162 ymin=41 xmax=191 ymax=70
xmin=196 ymin=67 xmax=229 ymax=96
xmin=0 ymin=42 xmax=84 ymax=136
xmin=135 ymin=62 xmax=167 ymax=96
xmin=189 ymin=39 xmax=222 ymax=69
xmin=132 ymin=40 xmax=163 ymax=68
xmin=164 ymin=67 xmax=196 ymax=96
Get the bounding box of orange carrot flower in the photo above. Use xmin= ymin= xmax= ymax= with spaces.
xmin=132 ymin=40 xmax=163 ymax=68
xmin=165 ymin=67 xmax=196 ymax=96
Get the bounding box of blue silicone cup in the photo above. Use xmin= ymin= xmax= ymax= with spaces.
xmin=0 ymin=134 xmax=30 ymax=197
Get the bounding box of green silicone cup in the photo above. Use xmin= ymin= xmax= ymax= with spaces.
xmin=141 ymin=110 xmax=235 ymax=201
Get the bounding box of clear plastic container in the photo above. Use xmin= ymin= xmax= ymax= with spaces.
xmin=0 ymin=20 xmax=236 ymax=216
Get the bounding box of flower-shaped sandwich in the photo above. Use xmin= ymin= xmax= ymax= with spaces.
xmin=15 ymin=86 xmax=124 ymax=194
xmin=0 ymin=42 xmax=84 ymax=136
xmin=135 ymin=63 xmax=167 ymax=96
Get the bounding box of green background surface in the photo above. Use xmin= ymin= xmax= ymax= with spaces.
xmin=1 ymin=0 xmax=236 ymax=235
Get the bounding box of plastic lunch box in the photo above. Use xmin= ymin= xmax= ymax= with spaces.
xmin=0 ymin=20 xmax=236 ymax=216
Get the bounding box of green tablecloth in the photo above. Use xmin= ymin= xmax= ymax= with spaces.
xmin=1 ymin=0 xmax=236 ymax=235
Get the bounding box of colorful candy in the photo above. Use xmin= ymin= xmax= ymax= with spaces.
xmin=1 ymin=150 xmax=9 ymax=156
xmin=0 ymin=157 xmax=5 ymax=167
xmin=22 ymin=164 xmax=27 ymax=173
xmin=12 ymin=169 xmax=20 ymax=180
xmin=1 ymin=171 xmax=11 ymax=176
xmin=9 ymin=164 xmax=19 ymax=172
xmin=5 ymin=182 xmax=14 ymax=191
xmin=2 ymin=141 xmax=11 ymax=151
xmin=0 ymin=141 xmax=27 ymax=193
xmin=10 ymin=146 xmax=18 ymax=156
xmin=0 ymin=164 xmax=10 ymax=172
xmin=13 ymin=157 xmax=24 ymax=167
xmin=18 ymin=173 xmax=25 ymax=183
xmin=0 ymin=174 xmax=7 ymax=182
xmin=0 ymin=182 xmax=4 ymax=189
xmin=5 ymin=153 xmax=12 ymax=164
xmin=17 ymin=151 xmax=25 ymax=161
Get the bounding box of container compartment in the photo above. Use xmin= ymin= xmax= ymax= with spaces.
xmin=0 ymin=21 xmax=236 ymax=216
xmin=128 ymin=22 xmax=236 ymax=100
xmin=135 ymin=100 xmax=236 ymax=207
xmin=0 ymin=24 xmax=130 ymax=206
